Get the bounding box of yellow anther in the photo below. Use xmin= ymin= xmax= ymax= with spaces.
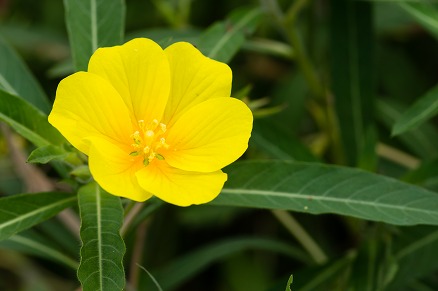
xmin=129 ymin=119 xmax=170 ymax=167
xmin=145 ymin=130 xmax=154 ymax=138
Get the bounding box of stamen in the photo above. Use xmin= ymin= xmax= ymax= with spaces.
xmin=129 ymin=119 xmax=169 ymax=167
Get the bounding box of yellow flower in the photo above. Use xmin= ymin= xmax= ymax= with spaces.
xmin=48 ymin=38 xmax=253 ymax=206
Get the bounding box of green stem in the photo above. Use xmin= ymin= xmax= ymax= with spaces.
xmin=272 ymin=209 xmax=327 ymax=264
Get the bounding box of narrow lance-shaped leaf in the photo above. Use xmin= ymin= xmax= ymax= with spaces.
xmin=399 ymin=2 xmax=438 ymax=40
xmin=143 ymin=237 xmax=307 ymax=290
xmin=64 ymin=0 xmax=125 ymax=71
xmin=77 ymin=182 xmax=125 ymax=291
xmin=0 ymin=35 xmax=51 ymax=113
xmin=197 ymin=7 xmax=263 ymax=63
xmin=330 ymin=0 xmax=376 ymax=169
xmin=213 ymin=161 xmax=438 ymax=226
xmin=392 ymin=84 xmax=438 ymax=136
xmin=0 ymin=89 xmax=65 ymax=147
xmin=0 ymin=192 xmax=76 ymax=241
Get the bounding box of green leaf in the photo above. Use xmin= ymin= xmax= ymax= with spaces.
xmin=285 ymin=274 xmax=293 ymax=291
xmin=77 ymin=182 xmax=125 ymax=291
xmin=387 ymin=226 xmax=438 ymax=290
xmin=0 ymin=90 xmax=65 ymax=147
xmin=0 ymin=35 xmax=51 ymax=113
xmin=0 ymin=192 xmax=76 ymax=241
xmin=377 ymin=99 xmax=438 ymax=159
xmin=143 ymin=237 xmax=307 ymax=290
xmin=27 ymin=145 xmax=69 ymax=164
xmin=399 ymin=2 xmax=438 ymax=40
xmin=64 ymin=0 xmax=125 ymax=71
xmin=213 ymin=161 xmax=438 ymax=226
xmin=197 ymin=7 xmax=263 ymax=63
xmin=330 ymin=0 xmax=376 ymax=168
xmin=0 ymin=233 xmax=78 ymax=269
xmin=392 ymin=84 xmax=438 ymax=136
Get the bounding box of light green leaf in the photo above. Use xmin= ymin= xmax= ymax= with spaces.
xmin=399 ymin=2 xmax=438 ymax=40
xmin=330 ymin=0 xmax=376 ymax=168
xmin=27 ymin=145 xmax=69 ymax=164
xmin=0 ymin=192 xmax=76 ymax=241
xmin=213 ymin=161 xmax=438 ymax=226
xmin=77 ymin=182 xmax=125 ymax=291
xmin=285 ymin=274 xmax=293 ymax=291
xmin=0 ymin=35 xmax=51 ymax=113
xmin=143 ymin=237 xmax=307 ymax=290
xmin=392 ymin=84 xmax=438 ymax=136
xmin=0 ymin=90 xmax=65 ymax=147
xmin=64 ymin=0 xmax=125 ymax=71
xmin=197 ymin=7 xmax=263 ymax=63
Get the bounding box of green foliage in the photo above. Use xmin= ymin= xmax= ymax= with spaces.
xmin=0 ymin=90 xmax=65 ymax=147
xmin=64 ymin=0 xmax=125 ymax=71
xmin=392 ymin=84 xmax=438 ymax=136
xmin=0 ymin=36 xmax=51 ymax=114
xmin=27 ymin=144 xmax=68 ymax=164
xmin=215 ymin=161 xmax=438 ymax=226
xmin=0 ymin=192 xmax=76 ymax=241
xmin=77 ymin=182 xmax=125 ymax=291
xmin=1 ymin=0 xmax=438 ymax=290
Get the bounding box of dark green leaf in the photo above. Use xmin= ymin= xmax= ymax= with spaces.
xmin=0 ymin=90 xmax=65 ymax=147
xmin=392 ymin=84 xmax=438 ymax=136
xmin=77 ymin=182 xmax=125 ymax=291
xmin=0 ymin=35 xmax=51 ymax=113
xmin=213 ymin=161 xmax=438 ymax=226
xmin=64 ymin=0 xmax=125 ymax=71
xmin=0 ymin=192 xmax=76 ymax=241
xmin=377 ymin=99 xmax=438 ymax=159
xmin=0 ymin=232 xmax=78 ymax=269
xmin=387 ymin=226 xmax=438 ymax=290
xmin=144 ymin=237 xmax=307 ymax=290
xmin=330 ymin=0 xmax=376 ymax=168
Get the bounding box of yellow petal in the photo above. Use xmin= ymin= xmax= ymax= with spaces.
xmin=48 ymin=72 xmax=133 ymax=154
xmin=88 ymin=136 xmax=152 ymax=202
xmin=88 ymin=38 xmax=170 ymax=123
xmin=135 ymin=163 xmax=227 ymax=206
xmin=162 ymin=42 xmax=232 ymax=126
xmin=163 ymin=97 xmax=253 ymax=172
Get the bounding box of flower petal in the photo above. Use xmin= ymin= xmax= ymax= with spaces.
xmin=162 ymin=42 xmax=232 ymax=126
xmin=136 ymin=163 xmax=227 ymax=206
xmin=88 ymin=136 xmax=152 ymax=202
xmin=88 ymin=38 xmax=170 ymax=123
xmin=48 ymin=72 xmax=133 ymax=154
xmin=163 ymin=97 xmax=253 ymax=172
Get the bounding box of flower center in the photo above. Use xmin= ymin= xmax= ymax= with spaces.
xmin=129 ymin=119 xmax=169 ymax=166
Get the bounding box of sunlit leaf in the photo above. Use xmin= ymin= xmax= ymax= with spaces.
xmin=214 ymin=161 xmax=438 ymax=226
xmin=197 ymin=7 xmax=263 ymax=63
xmin=0 ymin=35 xmax=51 ymax=113
xmin=0 ymin=192 xmax=76 ymax=241
xmin=64 ymin=0 xmax=125 ymax=71
xmin=0 ymin=90 xmax=65 ymax=147
xmin=77 ymin=182 xmax=125 ymax=291
xmin=399 ymin=2 xmax=438 ymax=40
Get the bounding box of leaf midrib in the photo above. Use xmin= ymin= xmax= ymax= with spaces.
xmin=221 ymin=188 xmax=436 ymax=216
xmin=0 ymin=196 xmax=75 ymax=236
